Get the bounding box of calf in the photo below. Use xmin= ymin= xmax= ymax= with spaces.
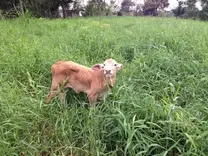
xmin=46 ymin=58 xmax=122 ymax=106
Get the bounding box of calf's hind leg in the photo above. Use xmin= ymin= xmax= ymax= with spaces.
xmin=46 ymin=76 xmax=69 ymax=104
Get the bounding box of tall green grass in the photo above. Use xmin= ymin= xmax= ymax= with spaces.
xmin=0 ymin=16 xmax=208 ymax=155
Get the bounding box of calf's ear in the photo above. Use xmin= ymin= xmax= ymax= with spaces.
xmin=91 ymin=64 xmax=104 ymax=71
xmin=116 ymin=63 xmax=123 ymax=70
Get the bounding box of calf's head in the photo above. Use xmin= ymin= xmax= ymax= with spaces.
xmin=92 ymin=58 xmax=123 ymax=78
xmin=103 ymin=58 xmax=122 ymax=77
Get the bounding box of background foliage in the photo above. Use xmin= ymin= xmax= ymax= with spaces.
xmin=0 ymin=16 xmax=208 ymax=155
xmin=1 ymin=0 xmax=208 ymax=21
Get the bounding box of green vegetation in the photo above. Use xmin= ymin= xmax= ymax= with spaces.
xmin=0 ymin=16 xmax=208 ymax=155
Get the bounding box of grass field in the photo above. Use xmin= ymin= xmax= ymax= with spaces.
xmin=0 ymin=16 xmax=208 ymax=155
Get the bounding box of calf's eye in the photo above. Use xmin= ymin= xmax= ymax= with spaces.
xmin=114 ymin=64 xmax=117 ymax=66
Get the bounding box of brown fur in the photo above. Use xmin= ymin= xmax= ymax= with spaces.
xmin=46 ymin=60 xmax=119 ymax=107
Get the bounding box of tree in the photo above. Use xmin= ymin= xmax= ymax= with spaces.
xmin=0 ymin=0 xmax=75 ymax=18
xmin=186 ymin=0 xmax=199 ymax=19
xmin=199 ymin=5 xmax=208 ymax=20
xmin=120 ymin=0 xmax=135 ymax=13
xmin=199 ymin=0 xmax=208 ymax=20
xmin=134 ymin=4 xmax=144 ymax=16
xmin=107 ymin=0 xmax=118 ymax=15
xmin=143 ymin=0 xmax=169 ymax=16
xmin=58 ymin=0 xmax=73 ymax=18
xmin=201 ymin=0 xmax=208 ymax=6
xmin=0 ymin=0 xmax=20 ymax=18
xmin=0 ymin=0 xmax=19 ymax=11
xmin=187 ymin=0 xmax=197 ymax=10
xmin=172 ymin=1 xmax=187 ymax=17
xmin=85 ymin=0 xmax=112 ymax=16
xmin=85 ymin=0 xmax=99 ymax=16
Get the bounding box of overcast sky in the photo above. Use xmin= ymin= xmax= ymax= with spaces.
xmin=83 ymin=0 xmax=202 ymax=11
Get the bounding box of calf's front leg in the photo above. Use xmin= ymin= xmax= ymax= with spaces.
xmin=87 ymin=92 xmax=98 ymax=107
xmin=59 ymin=89 xmax=67 ymax=108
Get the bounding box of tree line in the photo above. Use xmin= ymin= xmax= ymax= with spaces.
xmin=0 ymin=0 xmax=208 ymax=21
xmin=172 ymin=0 xmax=208 ymax=20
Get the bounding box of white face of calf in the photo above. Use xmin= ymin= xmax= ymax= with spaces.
xmin=92 ymin=58 xmax=122 ymax=78
xmin=103 ymin=59 xmax=122 ymax=77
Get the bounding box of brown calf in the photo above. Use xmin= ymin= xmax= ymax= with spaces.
xmin=46 ymin=58 xmax=122 ymax=107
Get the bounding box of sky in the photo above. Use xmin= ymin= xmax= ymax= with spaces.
xmin=83 ymin=0 xmax=202 ymax=11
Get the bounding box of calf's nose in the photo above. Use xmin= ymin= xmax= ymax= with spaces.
xmin=105 ymin=70 xmax=111 ymax=73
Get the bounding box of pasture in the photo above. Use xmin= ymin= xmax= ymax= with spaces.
xmin=0 ymin=16 xmax=208 ymax=155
